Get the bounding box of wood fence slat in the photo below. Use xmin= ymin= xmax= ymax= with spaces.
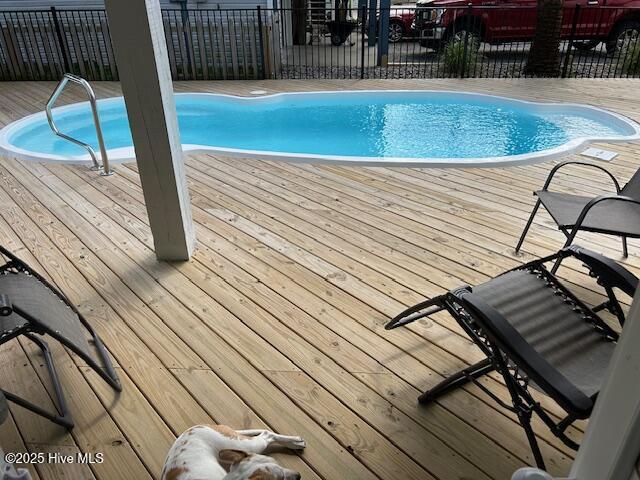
xmin=162 ymin=16 xmax=178 ymax=80
xmin=248 ymin=20 xmax=258 ymax=79
xmin=183 ymin=15 xmax=197 ymax=79
xmin=78 ymin=13 xmax=97 ymax=79
xmin=206 ymin=18 xmax=220 ymax=79
xmin=100 ymin=18 xmax=117 ymax=80
xmin=0 ymin=23 xmax=17 ymax=79
xmin=87 ymin=15 xmax=105 ymax=80
xmin=39 ymin=19 xmax=56 ymax=79
xmin=24 ymin=16 xmax=45 ymax=79
xmin=228 ymin=20 xmax=240 ymax=79
xmin=6 ymin=20 xmax=26 ymax=79
xmin=196 ymin=18 xmax=207 ymax=80
xmin=239 ymin=15 xmax=249 ymax=79
xmin=66 ymin=16 xmax=87 ymax=77
xmin=175 ymin=18 xmax=187 ymax=80
xmin=214 ymin=20 xmax=228 ymax=80
xmin=0 ymin=8 xmax=284 ymax=81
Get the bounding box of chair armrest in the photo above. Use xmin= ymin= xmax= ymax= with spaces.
xmin=571 ymin=194 xmax=640 ymax=238
xmin=457 ymin=291 xmax=594 ymax=417
xmin=0 ymin=294 xmax=12 ymax=316
xmin=542 ymin=161 xmax=621 ymax=193
xmin=566 ymin=245 xmax=638 ymax=298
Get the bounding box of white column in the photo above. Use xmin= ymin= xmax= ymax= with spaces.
xmin=513 ymin=285 xmax=640 ymax=480
xmin=104 ymin=0 xmax=195 ymax=260
xmin=568 ymin=285 xmax=640 ymax=480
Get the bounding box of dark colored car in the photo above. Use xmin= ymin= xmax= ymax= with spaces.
xmin=413 ymin=0 xmax=640 ymax=53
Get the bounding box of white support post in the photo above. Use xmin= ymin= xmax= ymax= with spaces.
xmin=512 ymin=285 xmax=640 ymax=480
xmin=104 ymin=0 xmax=195 ymax=260
xmin=568 ymin=285 xmax=640 ymax=480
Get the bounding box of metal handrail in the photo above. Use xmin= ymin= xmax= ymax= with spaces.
xmin=46 ymin=73 xmax=113 ymax=176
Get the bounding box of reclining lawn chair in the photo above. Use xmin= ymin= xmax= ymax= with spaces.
xmin=0 ymin=246 xmax=120 ymax=429
xmin=515 ymin=161 xmax=640 ymax=273
xmin=386 ymin=246 xmax=636 ymax=469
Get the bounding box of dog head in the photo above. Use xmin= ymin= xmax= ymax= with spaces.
xmin=219 ymin=449 xmax=301 ymax=480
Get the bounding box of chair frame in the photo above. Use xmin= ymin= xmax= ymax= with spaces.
xmin=386 ymin=246 xmax=637 ymax=469
xmin=0 ymin=389 xmax=7 ymax=425
xmin=515 ymin=161 xmax=640 ymax=274
xmin=0 ymin=246 xmax=121 ymax=429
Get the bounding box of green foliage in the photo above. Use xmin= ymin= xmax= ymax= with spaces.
xmin=621 ymin=41 xmax=640 ymax=76
xmin=441 ymin=36 xmax=480 ymax=76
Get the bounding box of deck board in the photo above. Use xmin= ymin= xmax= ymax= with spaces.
xmin=0 ymin=79 xmax=639 ymax=479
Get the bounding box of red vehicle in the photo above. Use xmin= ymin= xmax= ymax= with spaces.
xmin=388 ymin=5 xmax=418 ymax=42
xmin=413 ymin=0 xmax=640 ymax=53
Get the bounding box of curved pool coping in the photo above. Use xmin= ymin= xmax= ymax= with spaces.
xmin=1 ymin=89 xmax=639 ymax=168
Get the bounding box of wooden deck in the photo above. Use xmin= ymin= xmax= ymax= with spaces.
xmin=0 ymin=79 xmax=639 ymax=480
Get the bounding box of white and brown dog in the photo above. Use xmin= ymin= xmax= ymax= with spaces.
xmin=161 ymin=425 xmax=306 ymax=480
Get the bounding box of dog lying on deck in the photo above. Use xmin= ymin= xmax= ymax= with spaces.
xmin=161 ymin=425 xmax=306 ymax=480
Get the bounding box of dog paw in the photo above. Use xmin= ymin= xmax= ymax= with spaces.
xmin=289 ymin=437 xmax=307 ymax=450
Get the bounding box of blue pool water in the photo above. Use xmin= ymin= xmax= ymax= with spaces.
xmin=1 ymin=91 xmax=638 ymax=166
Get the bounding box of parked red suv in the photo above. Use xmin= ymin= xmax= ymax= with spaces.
xmin=413 ymin=0 xmax=640 ymax=53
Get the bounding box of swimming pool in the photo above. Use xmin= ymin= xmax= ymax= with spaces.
xmin=1 ymin=90 xmax=639 ymax=167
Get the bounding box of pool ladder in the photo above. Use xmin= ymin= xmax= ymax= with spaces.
xmin=46 ymin=73 xmax=113 ymax=176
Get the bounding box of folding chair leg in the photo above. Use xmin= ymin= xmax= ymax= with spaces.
xmin=518 ymin=408 xmax=546 ymax=470
xmin=551 ymin=229 xmax=578 ymax=274
xmin=1 ymin=334 xmax=74 ymax=429
xmin=622 ymin=236 xmax=629 ymax=258
xmin=418 ymin=358 xmax=494 ymax=404
xmin=497 ymin=355 xmax=548 ymax=469
xmin=515 ymin=199 xmax=541 ymax=253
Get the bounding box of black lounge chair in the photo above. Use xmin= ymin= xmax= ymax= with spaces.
xmin=515 ymin=161 xmax=640 ymax=273
xmin=0 ymin=246 xmax=120 ymax=429
xmin=386 ymin=246 xmax=636 ymax=469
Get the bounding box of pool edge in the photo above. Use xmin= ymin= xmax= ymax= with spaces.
xmin=1 ymin=89 xmax=639 ymax=168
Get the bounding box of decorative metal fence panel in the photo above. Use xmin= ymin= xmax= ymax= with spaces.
xmin=0 ymin=5 xmax=638 ymax=81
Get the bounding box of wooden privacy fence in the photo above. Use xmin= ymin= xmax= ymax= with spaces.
xmin=0 ymin=7 xmax=281 ymax=81
xmin=162 ymin=8 xmax=281 ymax=81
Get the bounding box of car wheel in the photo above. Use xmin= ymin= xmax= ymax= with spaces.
xmin=573 ymin=39 xmax=600 ymax=52
xmin=606 ymin=20 xmax=640 ymax=54
xmin=388 ymin=21 xmax=404 ymax=43
xmin=447 ymin=28 xmax=481 ymax=51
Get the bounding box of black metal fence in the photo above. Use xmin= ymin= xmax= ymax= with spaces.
xmin=0 ymin=5 xmax=638 ymax=81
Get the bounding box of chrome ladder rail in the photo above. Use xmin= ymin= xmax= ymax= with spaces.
xmin=46 ymin=73 xmax=113 ymax=176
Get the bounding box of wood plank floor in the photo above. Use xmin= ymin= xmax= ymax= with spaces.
xmin=0 ymin=79 xmax=639 ymax=480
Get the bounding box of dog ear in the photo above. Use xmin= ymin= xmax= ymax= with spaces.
xmin=218 ymin=449 xmax=249 ymax=472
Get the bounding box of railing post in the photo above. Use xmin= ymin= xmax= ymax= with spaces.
xmin=367 ymin=0 xmax=377 ymax=46
xmin=360 ymin=5 xmax=366 ymax=79
xmin=257 ymin=6 xmax=266 ymax=79
xmin=561 ymin=4 xmax=580 ymax=78
xmin=460 ymin=4 xmax=472 ymax=79
xmin=377 ymin=0 xmax=390 ymax=67
xmin=50 ymin=7 xmax=71 ymax=73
